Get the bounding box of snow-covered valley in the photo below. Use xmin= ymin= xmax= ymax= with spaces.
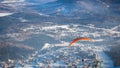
xmin=0 ymin=0 xmax=120 ymax=68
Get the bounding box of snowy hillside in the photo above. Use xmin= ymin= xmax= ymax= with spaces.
xmin=0 ymin=0 xmax=120 ymax=68
xmin=2 ymin=23 xmax=118 ymax=67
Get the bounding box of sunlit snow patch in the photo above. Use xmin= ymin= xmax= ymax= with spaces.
xmin=19 ymin=17 xmax=28 ymax=22
xmin=0 ymin=13 xmax=13 ymax=17
xmin=41 ymin=43 xmax=50 ymax=50
xmin=1 ymin=0 xmax=25 ymax=3
xmin=38 ymin=13 xmax=50 ymax=17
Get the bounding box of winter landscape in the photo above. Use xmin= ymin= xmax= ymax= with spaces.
xmin=0 ymin=0 xmax=120 ymax=68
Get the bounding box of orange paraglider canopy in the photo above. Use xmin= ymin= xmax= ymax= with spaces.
xmin=69 ymin=37 xmax=92 ymax=46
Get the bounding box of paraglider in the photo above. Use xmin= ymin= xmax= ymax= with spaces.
xmin=69 ymin=37 xmax=92 ymax=46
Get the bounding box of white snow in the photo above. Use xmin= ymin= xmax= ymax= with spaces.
xmin=0 ymin=13 xmax=13 ymax=17
xmin=1 ymin=0 xmax=25 ymax=3
xmin=36 ymin=0 xmax=57 ymax=4
xmin=2 ymin=22 xmax=118 ymax=68
xmin=19 ymin=17 xmax=28 ymax=22
xmin=41 ymin=43 xmax=50 ymax=50
xmin=93 ymin=39 xmax=104 ymax=42
xmin=38 ymin=13 xmax=50 ymax=17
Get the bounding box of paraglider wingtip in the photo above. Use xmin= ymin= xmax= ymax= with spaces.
xmin=68 ymin=45 xmax=71 ymax=47
xmin=68 ymin=44 xmax=72 ymax=47
xmin=90 ymin=39 xmax=94 ymax=42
